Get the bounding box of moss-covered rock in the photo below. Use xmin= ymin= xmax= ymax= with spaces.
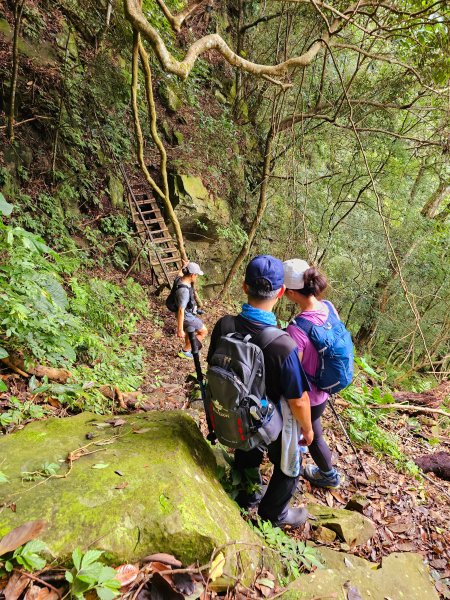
xmin=0 ymin=412 xmax=274 ymax=577
xmin=284 ymin=552 xmax=439 ymax=599
xmin=169 ymin=173 xmax=230 ymax=237
xmin=307 ymin=503 xmax=375 ymax=546
xmin=159 ymin=83 xmax=183 ymax=113
xmin=108 ymin=173 xmax=124 ymax=208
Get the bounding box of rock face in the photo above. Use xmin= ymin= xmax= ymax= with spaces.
xmin=169 ymin=173 xmax=230 ymax=236
xmin=307 ymin=504 xmax=376 ymax=546
xmin=284 ymin=550 xmax=439 ymax=600
xmin=0 ymin=412 xmax=269 ymax=575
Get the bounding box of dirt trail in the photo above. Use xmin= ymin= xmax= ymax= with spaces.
xmin=139 ymin=291 xmax=450 ymax=597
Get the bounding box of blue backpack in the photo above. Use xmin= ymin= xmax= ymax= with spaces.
xmin=293 ymin=301 xmax=354 ymax=394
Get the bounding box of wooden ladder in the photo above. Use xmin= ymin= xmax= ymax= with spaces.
xmin=120 ymin=165 xmax=182 ymax=287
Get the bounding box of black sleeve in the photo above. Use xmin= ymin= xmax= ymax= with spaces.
xmin=207 ymin=318 xmax=224 ymax=364
xmin=207 ymin=315 xmax=236 ymax=364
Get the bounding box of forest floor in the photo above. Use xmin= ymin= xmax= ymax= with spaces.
xmin=1 ymin=279 xmax=450 ymax=598
xmin=133 ymin=290 xmax=450 ymax=598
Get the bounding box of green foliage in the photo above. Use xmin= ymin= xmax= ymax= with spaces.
xmin=341 ymin=382 xmax=420 ymax=476
xmin=217 ymin=221 xmax=248 ymax=252
xmin=21 ymin=461 xmax=61 ymax=481
xmin=65 ymin=549 xmax=121 ymax=600
xmin=254 ymin=519 xmax=323 ymax=584
xmin=0 ymin=397 xmax=48 ymax=428
xmin=1 ymin=540 xmax=48 ymax=575
xmin=0 ymin=220 xmax=149 ymax=414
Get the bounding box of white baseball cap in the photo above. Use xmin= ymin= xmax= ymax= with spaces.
xmin=283 ymin=259 xmax=310 ymax=290
xmin=186 ymin=261 xmax=204 ymax=275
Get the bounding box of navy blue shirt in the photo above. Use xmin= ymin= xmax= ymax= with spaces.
xmin=207 ymin=315 xmax=310 ymax=403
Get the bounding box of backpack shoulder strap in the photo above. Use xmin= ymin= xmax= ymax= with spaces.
xmin=219 ymin=315 xmax=237 ymax=336
xmin=293 ymin=316 xmax=314 ymax=336
xmin=253 ymin=326 xmax=286 ymax=350
xmin=323 ymin=300 xmax=339 ymax=319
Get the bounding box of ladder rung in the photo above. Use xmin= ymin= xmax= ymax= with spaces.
xmin=153 ymin=237 xmax=173 ymax=244
xmin=151 ymin=257 xmax=181 ymax=265
xmin=143 ymin=217 xmax=165 ymax=224
xmin=159 ymin=247 xmax=178 ymax=254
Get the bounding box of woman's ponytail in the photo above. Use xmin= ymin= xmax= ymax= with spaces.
xmin=301 ymin=267 xmax=327 ymax=297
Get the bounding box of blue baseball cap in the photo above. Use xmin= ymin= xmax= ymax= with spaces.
xmin=245 ymin=255 xmax=284 ymax=291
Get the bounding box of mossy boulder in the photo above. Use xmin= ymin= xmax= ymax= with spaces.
xmin=0 ymin=412 xmax=274 ymax=576
xmin=108 ymin=173 xmax=124 ymax=208
xmin=159 ymin=83 xmax=183 ymax=113
xmin=284 ymin=551 xmax=439 ymax=599
xmin=307 ymin=503 xmax=375 ymax=546
xmin=169 ymin=173 xmax=230 ymax=237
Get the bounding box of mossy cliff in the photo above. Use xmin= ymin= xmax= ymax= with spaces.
xmin=0 ymin=411 xmax=272 ymax=575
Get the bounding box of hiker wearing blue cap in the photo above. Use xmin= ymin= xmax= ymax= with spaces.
xmin=207 ymin=255 xmax=313 ymax=528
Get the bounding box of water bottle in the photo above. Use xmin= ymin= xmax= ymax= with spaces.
xmin=299 ymin=434 xmax=308 ymax=454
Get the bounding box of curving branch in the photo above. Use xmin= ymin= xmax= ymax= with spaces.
xmin=123 ymin=0 xmax=353 ymax=80
xmin=155 ymin=0 xmax=206 ymax=33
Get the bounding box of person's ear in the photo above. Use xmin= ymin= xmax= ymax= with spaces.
xmin=243 ymin=281 xmax=249 ymax=294
xmin=277 ymin=284 xmax=286 ymax=299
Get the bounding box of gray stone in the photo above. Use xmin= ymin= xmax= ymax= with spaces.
xmin=284 ymin=552 xmax=439 ymax=599
xmin=308 ymin=504 xmax=376 ymax=546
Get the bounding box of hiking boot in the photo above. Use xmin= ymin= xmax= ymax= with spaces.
xmin=270 ymin=507 xmax=309 ymax=528
xmin=178 ymin=349 xmax=193 ymax=360
xmin=304 ymin=465 xmax=342 ymax=489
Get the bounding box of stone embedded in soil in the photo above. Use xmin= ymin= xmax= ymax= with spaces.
xmin=284 ymin=550 xmax=439 ymax=600
xmin=307 ymin=503 xmax=376 ymax=546
xmin=0 ymin=411 xmax=278 ymax=579
xmin=345 ymin=493 xmax=369 ymax=513
xmin=414 ymin=451 xmax=450 ymax=481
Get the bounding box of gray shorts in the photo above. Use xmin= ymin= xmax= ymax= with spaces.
xmin=183 ymin=314 xmax=205 ymax=331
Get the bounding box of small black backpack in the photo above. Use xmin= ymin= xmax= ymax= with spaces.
xmin=165 ymin=277 xmax=194 ymax=313
xmin=206 ymin=318 xmax=284 ymax=450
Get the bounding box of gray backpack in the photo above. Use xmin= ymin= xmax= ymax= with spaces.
xmin=206 ymin=318 xmax=284 ymax=451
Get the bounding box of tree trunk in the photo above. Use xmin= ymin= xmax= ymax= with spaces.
xmin=221 ymin=127 xmax=274 ymax=295
xmin=7 ymin=0 xmax=25 ymax=142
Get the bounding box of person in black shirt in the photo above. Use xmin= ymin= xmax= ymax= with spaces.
xmin=207 ymin=255 xmax=313 ymax=527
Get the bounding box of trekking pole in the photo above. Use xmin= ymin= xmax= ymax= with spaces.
xmin=328 ymin=395 xmax=369 ymax=479
xmin=187 ymin=327 xmax=216 ymax=445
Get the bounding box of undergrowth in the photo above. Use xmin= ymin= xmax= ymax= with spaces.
xmin=341 ymin=356 xmax=420 ymax=476
xmin=0 ymin=216 xmax=148 ymax=415
xmin=253 ymin=519 xmax=323 ymax=585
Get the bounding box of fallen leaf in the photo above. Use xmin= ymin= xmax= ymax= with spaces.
xmin=115 ymin=564 xmax=139 ymax=587
xmin=430 ymin=558 xmax=447 ymax=569
xmin=115 ymin=482 xmax=128 ymax=490
xmin=255 ymin=577 xmax=275 ymax=598
xmin=91 ymin=463 xmax=109 ymax=469
xmin=209 ymin=552 xmax=225 ymax=582
xmin=133 ymin=428 xmax=151 ymax=434
xmin=387 ymin=523 xmax=413 ymax=534
xmin=330 ymin=490 xmax=346 ymax=504
xmin=3 ymin=573 xmax=30 ymax=600
xmin=46 ymin=397 xmax=61 ymax=409
xmin=143 ymin=553 xmax=182 ymax=568
xmin=396 ymin=542 xmax=415 ymax=551
xmin=92 ymin=422 xmax=111 ymax=428
xmin=106 ymin=418 xmax=126 ymax=427
xmin=115 ymin=471 xmax=123 ymax=476
xmin=24 ymin=584 xmax=59 ymax=600
xmin=325 ymin=491 xmax=334 ymax=507
xmin=345 ymin=582 xmax=363 ymax=600
xmin=0 ymin=520 xmax=47 ymax=555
